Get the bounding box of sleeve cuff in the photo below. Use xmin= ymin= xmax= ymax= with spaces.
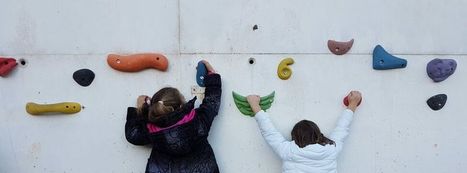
xmin=204 ymin=73 xmax=221 ymax=87
xmin=254 ymin=110 xmax=268 ymax=120
xmin=127 ymin=107 xmax=144 ymax=121
xmin=343 ymin=109 xmax=354 ymax=117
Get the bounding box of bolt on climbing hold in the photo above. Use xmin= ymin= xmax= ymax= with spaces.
xmin=232 ymin=91 xmax=275 ymax=117
xmin=327 ymin=39 xmax=354 ymax=55
xmin=26 ymin=102 xmax=82 ymax=115
xmin=107 ymin=53 xmax=169 ymax=72
xmin=427 ymin=58 xmax=457 ymax=82
xmin=73 ymin=69 xmax=95 ymax=87
xmin=372 ymin=45 xmax=407 ymax=70
xmin=277 ymin=57 xmax=294 ymax=80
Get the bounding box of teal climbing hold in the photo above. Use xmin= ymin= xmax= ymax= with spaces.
xmin=196 ymin=61 xmax=207 ymax=87
xmin=373 ymin=45 xmax=407 ymax=70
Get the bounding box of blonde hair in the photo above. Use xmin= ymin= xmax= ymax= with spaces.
xmin=148 ymin=87 xmax=186 ymax=122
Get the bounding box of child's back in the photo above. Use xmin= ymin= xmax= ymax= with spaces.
xmin=247 ymin=91 xmax=361 ymax=173
xmin=254 ymin=109 xmax=353 ymax=173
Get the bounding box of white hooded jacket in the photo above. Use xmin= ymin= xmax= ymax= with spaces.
xmin=254 ymin=109 xmax=354 ymax=173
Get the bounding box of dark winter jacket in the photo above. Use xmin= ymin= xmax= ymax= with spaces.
xmin=125 ymin=73 xmax=222 ymax=173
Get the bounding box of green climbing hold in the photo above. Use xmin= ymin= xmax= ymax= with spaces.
xmin=232 ymin=91 xmax=275 ymax=117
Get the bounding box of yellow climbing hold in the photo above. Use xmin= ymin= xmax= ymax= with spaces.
xmin=277 ymin=57 xmax=294 ymax=80
xmin=26 ymin=102 xmax=82 ymax=115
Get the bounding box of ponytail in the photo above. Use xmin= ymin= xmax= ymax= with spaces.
xmin=147 ymin=87 xmax=185 ymax=122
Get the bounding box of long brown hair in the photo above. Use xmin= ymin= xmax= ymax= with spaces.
xmin=291 ymin=120 xmax=335 ymax=148
xmin=148 ymin=87 xmax=186 ymax=122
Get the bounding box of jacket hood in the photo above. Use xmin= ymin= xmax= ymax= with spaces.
xmin=291 ymin=141 xmax=337 ymax=160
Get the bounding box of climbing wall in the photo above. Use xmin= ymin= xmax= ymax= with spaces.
xmin=1 ymin=0 xmax=467 ymax=172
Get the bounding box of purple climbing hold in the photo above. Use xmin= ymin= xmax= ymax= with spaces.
xmin=427 ymin=58 xmax=457 ymax=82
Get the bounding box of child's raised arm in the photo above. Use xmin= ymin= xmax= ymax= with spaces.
xmin=198 ymin=60 xmax=222 ymax=128
xmin=330 ymin=91 xmax=362 ymax=148
xmin=125 ymin=107 xmax=150 ymax=145
xmin=248 ymin=95 xmax=290 ymax=160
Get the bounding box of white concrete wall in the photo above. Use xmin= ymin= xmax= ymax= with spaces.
xmin=1 ymin=0 xmax=466 ymax=172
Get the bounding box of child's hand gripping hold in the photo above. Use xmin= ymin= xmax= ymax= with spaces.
xmin=246 ymin=95 xmax=262 ymax=114
xmin=346 ymin=91 xmax=362 ymax=112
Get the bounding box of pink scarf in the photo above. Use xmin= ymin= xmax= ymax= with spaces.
xmin=146 ymin=109 xmax=196 ymax=133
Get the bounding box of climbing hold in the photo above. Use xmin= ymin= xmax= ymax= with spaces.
xmin=327 ymin=39 xmax=354 ymax=55
xmin=426 ymin=58 xmax=457 ymax=82
xmin=232 ymin=91 xmax=275 ymax=117
xmin=426 ymin=94 xmax=447 ymax=111
xmin=277 ymin=58 xmax=294 ymax=80
xmin=372 ymin=45 xmax=407 ymax=70
xmin=343 ymin=95 xmax=362 ymax=106
xmin=196 ymin=61 xmax=207 ymax=87
xmin=107 ymin=53 xmax=169 ymax=72
xmin=73 ymin=69 xmax=95 ymax=87
xmin=0 ymin=57 xmax=18 ymax=77
xmin=26 ymin=102 xmax=82 ymax=115
xmin=253 ymin=25 xmax=258 ymax=31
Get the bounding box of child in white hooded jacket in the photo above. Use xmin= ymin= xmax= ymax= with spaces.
xmin=246 ymin=91 xmax=362 ymax=173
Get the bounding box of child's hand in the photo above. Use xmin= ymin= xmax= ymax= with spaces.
xmin=346 ymin=91 xmax=362 ymax=112
xmin=137 ymin=95 xmax=149 ymax=108
xmin=246 ymin=95 xmax=262 ymax=114
xmin=202 ymin=60 xmax=216 ymax=73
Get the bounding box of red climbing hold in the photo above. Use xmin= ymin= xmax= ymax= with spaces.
xmin=343 ymin=95 xmax=362 ymax=106
xmin=0 ymin=57 xmax=18 ymax=77
xmin=327 ymin=39 xmax=354 ymax=55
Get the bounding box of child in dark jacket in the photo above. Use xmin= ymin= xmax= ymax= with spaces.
xmin=125 ymin=60 xmax=222 ymax=173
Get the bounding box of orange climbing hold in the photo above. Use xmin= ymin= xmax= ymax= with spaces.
xmin=107 ymin=53 xmax=169 ymax=72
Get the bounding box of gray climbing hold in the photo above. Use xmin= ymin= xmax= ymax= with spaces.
xmin=426 ymin=94 xmax=447 ymax=111
xmin=427 ymin=58 xmax=457 ymax=82
xmin=73 ymin=69 xmax=95 ymax=87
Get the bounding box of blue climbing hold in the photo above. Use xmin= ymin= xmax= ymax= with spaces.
xmin=196 ymin=61 xmax=207 ymax=87
xmin=372 ymin=45 xmax=407 ymax=70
